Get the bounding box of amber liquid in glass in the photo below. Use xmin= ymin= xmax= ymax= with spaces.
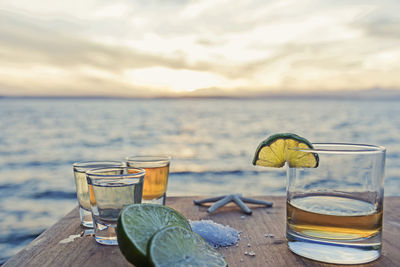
xmin=287 ymin=194 xmax=382 ymax=240
xmin=129 ymin=165 xmax=169 ymax=200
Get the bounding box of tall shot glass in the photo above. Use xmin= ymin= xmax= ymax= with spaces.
xmin=286 ymin=143 xmax=386 ymax=264
xmin=126 ymin=156 xmax=171 ymax=205
xmin=72 ymin=161 xmax=125 ymax=228
xmin=86 ymin=167 xmax=145 ymax=245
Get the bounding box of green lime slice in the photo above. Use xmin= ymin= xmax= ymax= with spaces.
xmin=117 ymin=204 xmax=191 ymax=267
xmin=252 ymin=133 xmax=319 ymax=168
xmin=148 ymin=225 xmax=227 ymax=267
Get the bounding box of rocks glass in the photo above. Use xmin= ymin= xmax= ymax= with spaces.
xmin=286 ymin=143 xmax=386 ymax=264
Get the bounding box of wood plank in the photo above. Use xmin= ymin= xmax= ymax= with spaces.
xmin=4 ymin=196 xmax=400 ymax=267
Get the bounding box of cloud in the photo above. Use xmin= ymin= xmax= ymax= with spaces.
xmin=352 ymin=7 xmax=400 ymax=40
xmin=0 ymin=10 xmax=186 ymax=71
xmin=0 ymin=0 xmax=400 ymax=96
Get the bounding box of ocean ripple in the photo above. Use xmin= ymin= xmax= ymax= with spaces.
xmin=0 ymin=97 xmax=399 ymax=264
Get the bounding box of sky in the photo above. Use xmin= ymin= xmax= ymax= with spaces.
xmin=0 ymin=0 xmax=400 ymax=97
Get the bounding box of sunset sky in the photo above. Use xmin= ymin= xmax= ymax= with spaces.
xmin=1 ymin=0 xmax=399 ymax=97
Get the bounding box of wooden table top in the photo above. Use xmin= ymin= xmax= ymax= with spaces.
xmin=4 ymin=196 xmax=400 ymax=267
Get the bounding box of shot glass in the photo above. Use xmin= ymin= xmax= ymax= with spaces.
xmin=126 ymin=155 xmax=171 ymax=205
xmin=286 ymin=143 xmax=386 ymax=264
xmin=72 ymin=161 xmax=125 ymax=228
xmin=86 ymin=167 xmax=145 ymax=245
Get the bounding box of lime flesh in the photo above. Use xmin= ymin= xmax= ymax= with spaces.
xmin=148 ymin=225 xmax=227 ymax=267
xmin=117 ymin=204 xmax=191 ymax=267
xmin=253 ymin=133 xmax=319 ymax=168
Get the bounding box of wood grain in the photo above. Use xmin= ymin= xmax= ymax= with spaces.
xmin=4 ymin=196 xmax=400 ymax=267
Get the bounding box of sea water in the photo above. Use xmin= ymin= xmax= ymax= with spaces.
xmin=0 ymin=97 xmax=400 ymax=264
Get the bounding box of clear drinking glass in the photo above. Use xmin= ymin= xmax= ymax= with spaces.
xmin=126 ymin=155 xmax=171 ymax=205
xmin=72 ymin=161 xmax=125 ymax=228
xmin=86 ymin=167 xmax=145 ymax=245
xmin=286 ymin=143 xmax=386 ymax=264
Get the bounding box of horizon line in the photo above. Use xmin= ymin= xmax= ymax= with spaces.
xmin=1 ymin=87 xmax=400 ymax=101
xmin=1 ymin=93 xmax=400 ymax=101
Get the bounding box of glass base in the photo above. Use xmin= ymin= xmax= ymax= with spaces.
xmin=79 ymin=207 xmax=93 ymax=228
xmin=286 ymin=230 xmax=381 ymax=264
xmin=95 ymin=236 xmax=118 ymax=245
xmin=142 ymin=193 xmax=166 ymax=205
xmin=93 ymin=220 xmax=118 ymax=246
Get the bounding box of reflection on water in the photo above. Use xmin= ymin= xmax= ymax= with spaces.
xmin=0 ymin=98 xmax=399 ymax=264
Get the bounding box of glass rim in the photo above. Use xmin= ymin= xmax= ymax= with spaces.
xmin=289 ymin=143 xmax=386 ymax=154
xmin=73 ymin=161 xmax=125 ymax=172
xmin=126 ymin=155 xmax=171 ymax=163
xmin=86 ymin=167 xmax=146 ymax=178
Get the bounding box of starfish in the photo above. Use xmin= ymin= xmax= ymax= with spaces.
xmin=193 ymin=194 xmax=273 ymax=215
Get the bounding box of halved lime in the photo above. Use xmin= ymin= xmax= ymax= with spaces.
xmin=252 ymin=133 xmax=319 ymax=168
xmin=117 ymin=204 xmax=191 ymax=267
xmin=148 ymin=225 xmax=227 ymax=267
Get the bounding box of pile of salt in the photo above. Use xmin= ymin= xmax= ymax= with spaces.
xmin=190 ymin=220 xmax=240 ymax=248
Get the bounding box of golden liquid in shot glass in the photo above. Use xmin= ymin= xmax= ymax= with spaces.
xmin=141 ymin=165 xmax=169 ymax=200
xmin=128 ymin=164 xmax=169 ymax=201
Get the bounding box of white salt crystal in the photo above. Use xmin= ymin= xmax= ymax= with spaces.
xmin=190 ymin=219 xmax=240 ymax=248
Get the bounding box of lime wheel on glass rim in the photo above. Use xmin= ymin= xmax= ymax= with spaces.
xmin=252 ymin=133 xmax=319 ymax=168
